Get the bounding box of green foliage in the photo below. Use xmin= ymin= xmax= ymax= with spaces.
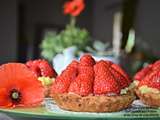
xmin=40 ymin=24 xmax=90 ymax=61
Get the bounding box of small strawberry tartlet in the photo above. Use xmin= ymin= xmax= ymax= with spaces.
xmin=51 ymin=54 xmax=135 ymax=112
xmin=26 ymin=59 xmax=57 ymax=97
xmin=134 ymin=60 xmax=160 ymax=107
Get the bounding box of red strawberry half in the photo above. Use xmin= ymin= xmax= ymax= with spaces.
xmin=152 ymin=60 xmax=160 ymax=71
xmin=51 ymin=54 xmax=130 ymax=96
xmin=94 ymin=60 xmax=120 ymax=95
xmin=134 ymin=60 xmax=160 ymax=89
xmin=138 ymin=70 xmax=160 ymax=90
xmin=51 ymin=60 xmax=79 ymax=94
xmin=134 ymin=64 xmax=152 ymax=81
xmin=68 ymin=74 xmax=93 ymax=96
xmin=80 ymin=54 xmax=96 ymax=66
xmin=26 ymin=59 xmax=57 ymax=78
xmin=110 ymin=67 xmax=129 ymax=89
xmin=111 ymin=63 xmax=130 ymax=84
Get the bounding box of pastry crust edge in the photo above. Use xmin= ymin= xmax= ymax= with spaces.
xmin=135 ymin=88 xmax=160 ymax=107
xmin=52 ymin=91 xmax=135 ymax=112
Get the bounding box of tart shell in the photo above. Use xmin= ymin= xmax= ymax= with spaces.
xmin=52 ymin=91 xmax=135 ymax=112
xmin=44 ymin=86 xmax=51 ymax=97
xmin=135 ymin=88 xmax=160 ymax=107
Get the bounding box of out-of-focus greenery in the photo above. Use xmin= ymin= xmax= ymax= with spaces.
xmin=40 ymin=24 xmax=90 ymax=61
xmin=86 ymin=41 xmax=113 ymax=56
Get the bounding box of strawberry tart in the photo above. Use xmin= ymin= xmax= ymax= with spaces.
xmin=51 ymin=54 xmax=135 ymax=112
xmin=134 ymin=60 xmax=160 ymax=107
xmin=26 ymin=59 xmax=57 ymax=97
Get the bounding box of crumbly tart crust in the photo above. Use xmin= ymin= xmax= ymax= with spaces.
xmin=135 ymin=89 xmax=160 ymax=107
xmin=52 ymin=91 xmax=135 ymax=112
xmin=44 ymin=86 xmax=51 ymax=97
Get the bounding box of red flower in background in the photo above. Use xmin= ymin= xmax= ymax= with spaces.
xmin=0 ymin=63 xmax=44 ymax=108
xmin=64 ymin=0 xmax=85 ymax=16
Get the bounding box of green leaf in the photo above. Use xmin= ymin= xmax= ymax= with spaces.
xmin=40 ymin=25 xmax=91 ymax=61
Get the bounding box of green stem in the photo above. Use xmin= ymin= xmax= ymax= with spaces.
xmin=70 ymin=16 xmax=76 ymax=27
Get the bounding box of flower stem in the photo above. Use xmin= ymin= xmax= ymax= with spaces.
xmin=70 ymin=16 xmax=76 ymax=27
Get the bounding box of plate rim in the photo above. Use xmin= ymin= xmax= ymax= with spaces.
xmin=0 ymin=107 xmax=160 ymax=119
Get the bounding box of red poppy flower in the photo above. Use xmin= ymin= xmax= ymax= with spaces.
xmin=0 ymin=63 xmax=45 ymax=108
xmin=64 ymin=0 xmax=85 ymax=16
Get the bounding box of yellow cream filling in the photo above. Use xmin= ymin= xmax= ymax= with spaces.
xmin=133 ymin=80 xmax=139 ymax=86
xmin=120 ymin=82 xmax=135 ymax=95
xmin=38 ymin=77 xmax=55 ymax=86
xmin=139 ymin=85 xmax=160 ymax=94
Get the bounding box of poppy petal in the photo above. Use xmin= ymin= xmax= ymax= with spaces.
xmin=64 ymin=2 xmax=72 ymax=14
xmin=0 ymin=88 xmax=12 ymax=108
xmin=63 ymin=0 xmax=85 ymax=16
xmin=0 ymin=63 xmax=45 ymax=108
xmin=20 ymin=85 xmax=44 ymax=107
xmin=71 ymin=3 xmax=85 ymax=16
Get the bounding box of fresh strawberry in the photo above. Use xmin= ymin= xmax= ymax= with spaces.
xmin=26 ymin=59 xmax=57 ymax=78
xmin=134 ymin=64 xmax=152 ymax=81
xmin=51 ymin=75 xmax=71 ymax=94
xmin=152 ymin=60 xmax=160 ymax=71
xmin=51 ymin=56 xmax=130 ymax=96
xmin=67 ymin=60 xmax=79 ymax=69
xmin=26 ymin=60 xmax=40 ymax=77
xmin=111 ymin=63 xmax=131 ymax=84
xmin=110 ymin=67 xmax=129 ymax=89
xmin=60 ymin=60 xmax=79 ymax=79
xmin=68 ymin=59 xmax=94 ymax=96
xmin=39 ymin=60 xmax=57 ymax=77
xmin=138 ymin=70 xmax=160 ymax=90
xmin=68 ymin=74 xmax=93 ymax=96
xmin=94 ymin=61 xmax=120 ymax=95
xmin=80 ymin=54 xmax=96 ymax=66
xmin=95 ymin=60 xmax=112 ymax=69
xmin=78 ymin=66 xmax=94 ymax=77
xmin=51 ymin=60 xmax=79 ymax=94
xmin=26 ymin=61 xmax=41 ymax=76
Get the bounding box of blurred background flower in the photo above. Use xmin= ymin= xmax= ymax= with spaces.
xmin=63 ymin=0 xmax=85 ymax=17
xmin=40 ymin=0 xmax=90 ymax=62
